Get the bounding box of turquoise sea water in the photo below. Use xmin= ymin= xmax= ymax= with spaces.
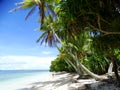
xmin=0 ymin=70 xmax=51 ymax=90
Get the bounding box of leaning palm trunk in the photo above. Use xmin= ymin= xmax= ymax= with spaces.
xmin=52 ymin=29 xmax=83 ymax=75
xmin=70 ymin=52 xmax=106 ymax=80
xmin=107 ymin=62 xmax=113 ymax=78
xmin=65 ymin=58 xmax=83 ymax=76
xmin=111 ymin=56 xmax=120 ymax=85
xmin=69 ymin=53 xmax=83 ymax=76
xmin=65 ymin=58 xmax=79 ymax=73
xmin=53 ymin=29 xmax=106 ymax=80
xmin=79 ymin=62 xmax=106 ymax=80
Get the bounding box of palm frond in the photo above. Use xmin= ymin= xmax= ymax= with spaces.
xmin=36 ymin=31 xmax=47 ymax=43
xmin=9 ymin=6 xmax=22 ymax=13
xmin=25 ymin=6 xmax=36 ymax=20
xmin=15 ymin=2 xmax=24 ymax=6
xmin=46 ymin=4 xmax=56 ymax=18
xmin=40 ymin=35 xmax=47 ymax=45
xmin=22 ymin=0 xmax=35 ymax=8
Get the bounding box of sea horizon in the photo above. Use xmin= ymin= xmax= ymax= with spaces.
xmin=0 ymin=70 xmax=51 ymax=90
xmin=0 ymin=69 xmax=49 ymax=71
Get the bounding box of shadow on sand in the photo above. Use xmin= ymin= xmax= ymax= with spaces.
xmin=16 ymin=73 xmax=120 ymax=90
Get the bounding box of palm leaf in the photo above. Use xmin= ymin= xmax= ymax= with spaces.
xmin=22 ymin=0 xmax=35 ymax=8
xmin=36 ymin=31 xmax=47 ymax=43
xmin=25 ymin=6 xmax=36 ymax=20
xmin=46 ymin=4 xmax=56 ymax=18
xmin=9 ymin=6 xmax=22 ymax=13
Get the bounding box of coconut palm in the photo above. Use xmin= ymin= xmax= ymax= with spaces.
xmin=10 ymin=0 xmax=56 ymax=26
xmin=36 ymin=15 xmax=59 ymax=47
xmin=13 ymin=0 xmax=120 ymax=83
xmin=11 ymin=0 xmax=58 ymax=46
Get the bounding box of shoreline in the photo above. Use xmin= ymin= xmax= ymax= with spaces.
xmin=0 ymin=71 xmax=50 ymax=90
xmin=17 ymin=72 xmax=120 ymax=90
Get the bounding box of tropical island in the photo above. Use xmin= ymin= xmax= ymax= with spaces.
xmin=9 ymin=0 xmax=120 ymax=90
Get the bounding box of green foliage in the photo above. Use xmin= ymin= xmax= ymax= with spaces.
xmin=84 ymin=55 xmax=109 ymax=75
xmin=58 ymin=0 xmax=120 ymax=55
xmin=114 ymin=49 xmax=120 ymax=70
xmin=50 ymin=57 xmax=75 ymax=72
xmin=22 ymin=0 xmax=36 ymax=8
xmin=14 ymin=0 xmax=120 ymax=76
xmin=114 ymin=49 xmax=120 ymax=60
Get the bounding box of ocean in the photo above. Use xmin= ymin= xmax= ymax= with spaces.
xmin=0 ymin=70 xmax=51 ymax=90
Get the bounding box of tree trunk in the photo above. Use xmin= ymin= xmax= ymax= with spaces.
xmin=70 ymin=54 xmax=83 ymax=75
xmin=76 ymin=59 xmax=84 ymax=76
xmin=79 ymin=63 xmax=105 ymax=80
xmin=107 ymin=62 xmax=113 ymax=78
xmin=111 ymin=56 xmax=120 ymax=86
xmin=76 ymin=57 xmax=106 ymax=80
xmin=65 ymin=58 xmax=78 ymax=73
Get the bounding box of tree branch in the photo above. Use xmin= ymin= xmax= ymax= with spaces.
xmin=89 ymin=24 xmax=120 ymax=35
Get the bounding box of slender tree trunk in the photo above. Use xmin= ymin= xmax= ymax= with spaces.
xmin=76 ymin=58 xmax=83 ymax=76
xmin=79 ymin=62 xmax=106 ymax=80
xmin=69 ymin=50 xmax=106 ymax=80
xmin=66 ymin=50 xmax=106 ymax=80
xmin=111 ymin=56 xmax=120 ymax=86
xmin=73 ymin=55 xmax=106 ymax=80
xmin=107 ymin=62 xmax=113 ymax=78
xmin=65 ymin=58 xmax=78 ymax=73
xmin=70 ymin=54 xmax=83 ymax=75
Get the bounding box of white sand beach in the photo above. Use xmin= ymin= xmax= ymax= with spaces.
xmin=17 ymin=72 xmax=120 ymax=90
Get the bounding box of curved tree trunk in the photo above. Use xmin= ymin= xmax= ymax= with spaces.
xmin=71 ymin=54 xmax=106 ymax=80
xmin=65 ymin=58 xmax=78 ymax=73
xmin=111 ymin=56 xmax=120 ymax=86
xmin=107 ymin=62 xmax=113 ymax=78
xmin=69 ymin=53 xmax=83 ymax=75
xmin=79 ymin=62 xmax=106 ymax=80
xmin=65 ymin=58 xmax=83 ymax=76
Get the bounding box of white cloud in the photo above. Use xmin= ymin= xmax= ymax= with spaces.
xmin=42 ymin=51 xmax=52 ymax=55
xmin=0 ymin=56 xmax=56 ymax=70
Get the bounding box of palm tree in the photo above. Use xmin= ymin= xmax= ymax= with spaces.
xmin=36 ymin=15 xmax=59 ymax=47
xmin=11 ymin=0 xmax=57 ymax=46
xmin=13 ymin=0 xmax=120 ymax=82
xmin=10 ymin=0 xmax=56 ymax=26
xmin=37 ymin=11 xmax=70 ymax=47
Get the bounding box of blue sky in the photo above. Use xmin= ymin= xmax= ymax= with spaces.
xmin=0 ymin=0 xmax=58 ymax=70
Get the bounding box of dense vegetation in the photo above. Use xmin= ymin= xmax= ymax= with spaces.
xmin=13 ymin=0 xmax=120 ymax=85
xmin=50 ymin=57 xmax=74 ymax=72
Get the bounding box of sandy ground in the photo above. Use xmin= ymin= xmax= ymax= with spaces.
xmin=17 ymin=72 xmax=120 ymax=90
